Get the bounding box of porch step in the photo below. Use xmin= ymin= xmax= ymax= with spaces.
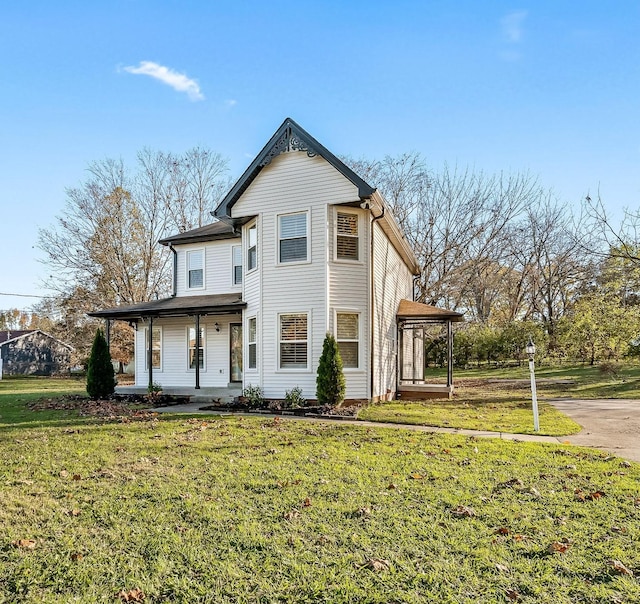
xmin=398 ymin=383 xmax=454 ymax=400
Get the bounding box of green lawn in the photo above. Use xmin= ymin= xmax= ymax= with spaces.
xmin=358 ymin=363 xmax=640 ymax=435
xmin=358 ymin=398 xmax=580 ymax=436
xmin=1 ymin=378 xmax=640 ymax=603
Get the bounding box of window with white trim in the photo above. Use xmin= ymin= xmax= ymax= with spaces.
xmin=232 ymin=245 xmax=242 ymax=285
xmin=278 ymin=212 xmax=308 ymax=263
xmin=336 ymin=312 xmax=359 ymax=368
xmin=336 ymin=211 xmax=359 ymax=260
xmin=279 ymin=313 xmax=308 ymax=369
xmin=145 ymin=326 xmax=162 ymax=370
xmin=188 ymin=326 xmax=205 ymax=370
xmin=187 ymin=249 xmax=204 ymax=289
xmin=247 ymin=317 xmax=257 ymax=369
xmin=247 ymin=222 xmax=257 ymax=271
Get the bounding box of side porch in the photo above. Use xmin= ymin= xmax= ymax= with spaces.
xmin=396 ymin=299 xmax=464 ymax=400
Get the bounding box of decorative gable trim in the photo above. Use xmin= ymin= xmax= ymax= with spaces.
xmin=213 ymin=118 xmax=376 ymax=221
xmin=259 ymin=124 xmax=318 ymax=166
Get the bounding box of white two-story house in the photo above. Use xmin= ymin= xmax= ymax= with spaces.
xmin=90 ymin=118 xmax=462 ymax=402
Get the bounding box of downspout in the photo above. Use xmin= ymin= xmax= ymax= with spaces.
xmin=169 ymin=244 xmax=178 ymax=297
xmin=412 ymin=275 xmax=421 ymax=302
xmin=369 ymin=202 xmax=385 ymax=402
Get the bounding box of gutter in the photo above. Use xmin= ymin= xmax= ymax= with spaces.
xmin=168 ymin=244 xmax=177 ymax=297
xmin=368 ymin=199 xmax=385 ymax=402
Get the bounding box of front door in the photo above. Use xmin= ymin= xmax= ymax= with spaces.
xmin=230 ymin=323 xmax=243 ymax=382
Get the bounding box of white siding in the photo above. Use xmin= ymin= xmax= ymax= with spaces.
xmin=232 ymin=151 xmax=361 ymax=399
xmin=134 ymin=316 xmax=241 ymax=388
xmin=328 ymin=205 xmax=370 ymax=399
xmin=372 ymin=220 xmax=413 ymax=400
xmin=174 ymin=238 xmax=242 ymax=297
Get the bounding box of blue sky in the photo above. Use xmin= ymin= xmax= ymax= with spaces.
xmin=1 ymin=0 xmax=639 ymax=312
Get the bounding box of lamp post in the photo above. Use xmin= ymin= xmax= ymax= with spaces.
xmin=525 ymin=336 xmax=540 ymax=432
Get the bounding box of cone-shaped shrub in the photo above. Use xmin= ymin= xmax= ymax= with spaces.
xmin=86 ymin=328 xmax=115 ymax=399
xmin=316 ymin=333 xmax=346 ymax=406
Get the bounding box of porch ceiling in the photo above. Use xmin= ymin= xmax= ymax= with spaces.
xmin=88 ymin=293 xmax=246 ymax=321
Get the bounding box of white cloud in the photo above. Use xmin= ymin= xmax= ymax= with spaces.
xmin=225 ymin=99 xmax=238 ymax=107
xmin=501 ymin=10 xmax=527 ymax=43
xmin=123 ymin=61 xmax=204 ymax=101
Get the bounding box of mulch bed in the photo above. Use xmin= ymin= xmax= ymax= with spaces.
xmin=27 ymin=395 xmax=158 ymax=422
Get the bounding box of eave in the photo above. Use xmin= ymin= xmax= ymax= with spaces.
xmin=88 ymin=294 xmax=246 ymax=321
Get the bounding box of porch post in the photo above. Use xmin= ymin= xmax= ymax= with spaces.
xmin=412 ymin=327 xmax=417 ymax=382
xmin=423 ymin=327 xmax=426 ymax=382
xmin=148 ymin=317 xmax=153 ymax=390
xmin=194 ymin=314 xmax=201 ymax=390
xmin=398 ymin=322 xmax=404 ymax=387
xmin=105 ymin=319 xmax=111 ymax=350
xmin=447 ymin=319 xmax=453 ymax=388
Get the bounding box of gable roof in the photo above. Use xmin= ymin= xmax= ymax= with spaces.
xmin=0 ymin=329 xmax=74 ymax=350
xmin=158 ymin=220 xmax=238 ymax=246
xmin=0 ymin=330 xmax=33 ymax=344
xmin=213 ymin=117 xmax=376 ymax=221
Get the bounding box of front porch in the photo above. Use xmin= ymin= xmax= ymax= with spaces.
xmin=89 ymin=292 xmax=248 ymax=393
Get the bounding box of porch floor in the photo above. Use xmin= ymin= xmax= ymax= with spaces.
xmin=398 ymin=383 xmax=454 ymax=400
xmin=116 ymin=385 xmax=242 ymax=404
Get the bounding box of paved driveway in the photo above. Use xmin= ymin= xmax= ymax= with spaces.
xmin=548 ymin=398 xmax=640 ymax=463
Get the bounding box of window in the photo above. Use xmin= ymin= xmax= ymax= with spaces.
xmin=279 ymin=313 xmax=308 ymax=369
xmin=187 ymin=250 xmax=204 ymax=289
xmin=247 ymin=223 xmax=257 ymax=271
xmin=145 ymin=326 xmax=162 ymax=370
xmin=336 ymin=313 xmax=359 ymax=368
xmin=247 ymin=317 xmax=257 ymax=369
xmin=279 ymin=212 xmax=308 ymax=263
xmin=232 ymin=245 xmax=242 ymax=285
xmin=336 ymin=212 xmax=359 ymax=260
xmin=188 ymin=326 xmax=205 ymax=370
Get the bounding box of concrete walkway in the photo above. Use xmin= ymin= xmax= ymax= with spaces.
xmin=150 ymin=398 xmax=640 ymax=463
xmin=546 ymin=398 xmax=640 ymax=463
xmin=150 ymin=403 xmax=566 ymax=443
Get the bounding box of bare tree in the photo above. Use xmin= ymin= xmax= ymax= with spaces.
xmin=581 ymin=193 xmax=640 ymax=264
xmin=37 ymin=147 xmax=230 ymax=362
xmin=513 ymin=198 xmax=592 ymax=345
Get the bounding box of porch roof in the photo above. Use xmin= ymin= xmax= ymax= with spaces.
xmin=397 ymin=299 xmax=464 ymax=322
xmin=88 ymin=293 xmax=246 ymax=321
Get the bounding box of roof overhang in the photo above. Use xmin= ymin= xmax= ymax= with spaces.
xmin=397 ymin=299 xmax=464 ymax=323
xmin=158 ymin=221 xmax=240 ymax=247
xmin=370 ymin=191 xmax=420 ymax=275
xmin=88 ymin=294 xmax=246 ymax=321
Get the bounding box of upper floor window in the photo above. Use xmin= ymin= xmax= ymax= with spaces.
xmin=336 ymin=312 xmax=359 ymax=368
xmin=232 ymin=245 xmax=242 ymax=285
xmin=336 ymin=212 xmax=359 ymax=261
xmin=279 ymin=212 xmax=308 ymax=263
xmin=247 ymin=223 xmax=257 ymax=272
xmin=187 ymin=250 xmax=204 ymax=289
xmin=279 ymin=313 xmax=308 ymax=369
